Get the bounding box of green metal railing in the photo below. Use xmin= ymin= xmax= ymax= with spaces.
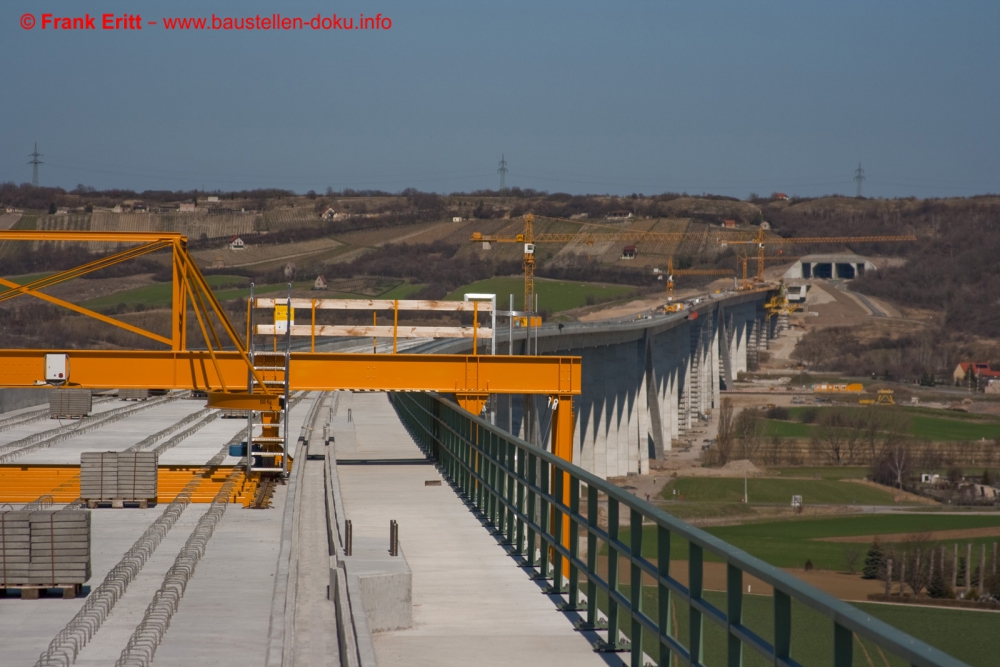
xmin=392 ymin=392 xmax=970 ymax=667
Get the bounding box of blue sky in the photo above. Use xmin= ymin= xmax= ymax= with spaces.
xmin=1 ymin=0 xmax=997 ymax=198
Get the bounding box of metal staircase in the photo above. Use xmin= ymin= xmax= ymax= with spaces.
xmin=246 ymin=285 xmax=292 ymax=476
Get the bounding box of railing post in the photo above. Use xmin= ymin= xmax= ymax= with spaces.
xmin=690 ymin=543 xmax=704 ymax=666
xmin=657 ymin=525 xmax=672 ymax=667
xmin=585 ymin=484 xmax=600 ymax=630
xmin=549 ymin=461 xmax=564 ymax=592
xmin=774 ymin=589 xmax=791 ymax=667
xmin=727 ymin=563 xmax=743 ymax=667
xmin=516 ymin=444 xmax=526 ymax=557
xmin=834 ymin=622 xmax=853 ymax=667
xmin=431 ymin=398 xmax=440 ymax=462
xmin=564 ymin=476 xmax=582 ymax=611
xmin=536 ymin=457 xmax=551 ymax=581
xmin=473 ymin=421 xmax=482 ymax=511
xmin=501 ymin=436 xmax=517 ymax=544
xmin=526 ymin=453 xmax=537 ymax=567
xmin=487 ymin=430 xmax=497 ymax=527
xmin=599 ymin=496 xmax=624 ymax=651
xmin=630 ymin=508 xmax=643 ymax=667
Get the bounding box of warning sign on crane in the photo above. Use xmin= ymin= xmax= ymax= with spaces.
xmin=274 ymin=303 xmax=295 ymax=334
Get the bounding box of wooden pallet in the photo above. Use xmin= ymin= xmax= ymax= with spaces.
xmin=84 ymin=498 xmax=151 ymax=509
xmin=1 ymin=583 xmax=82 ymax=599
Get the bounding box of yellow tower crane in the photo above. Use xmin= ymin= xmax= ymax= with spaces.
xmin=735 ymin=251 xmax=801 ymax=290
xmin=470 ymin=214 xmax=739 ymax=312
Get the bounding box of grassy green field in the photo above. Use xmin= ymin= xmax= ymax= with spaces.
xmin=661 ymin=477 xmax=898 ymax=505
xmin=622 ymin=514 xmax=1000 ymax=570
xmin=602 ymin=587 xmax=998 ymax=667
xmin=0 ymin=271 xmax=57 ymax=294
xmin=82 ymin=275 xmax=251 ymax=309
xmin=768 ymin=466 xmax=869 ymax=479
xmin=376 ymin=282 xmax=427 ymax=300
xmin=445 ymin=276 xmax=636 ymax=312
xmin=765 ymin=406 xmax=1000 ymax=441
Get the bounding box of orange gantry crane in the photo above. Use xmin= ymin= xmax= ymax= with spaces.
xmin=0 ymin=230 xmax=582 ymax=476
xmin=720 ymin=226 xmax=917 ymax=285
xmin=471 ymin=214 xmax=733 ymax=312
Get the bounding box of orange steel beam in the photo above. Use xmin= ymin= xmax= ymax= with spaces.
xmin=0 ymin=230 xmax=580 ymax=399
xmin=0 ymin=350 xmax=581 ymax=395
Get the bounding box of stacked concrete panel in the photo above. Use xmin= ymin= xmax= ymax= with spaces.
xmin=49 ymin=388 xmax=93 ymax=419
xmin=1 ymin=510 xmax=91 ymax=589
xmin=116 ymin=452 xmax=157 ymax=502
xmin=80 ymin=452 xmax=118 ymax=501
xmin=119 ymin=389 xmax=150 ymax=401
xmin=0 ymin=510 xmax=31 ymax=585
xmin=28 ymin=510 xmax=91 ymax=585
xmin=81 ymin=451 xmax=158 ymax=506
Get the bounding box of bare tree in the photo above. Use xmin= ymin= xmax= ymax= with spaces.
xmin=843 ymin=544 xmax=863 ymax=574
xmin=811 ymin=409 xmax=849 ymax=465
xmin=715 ymin=398 xmax=735 ymax=466
xmin=861 ymin=407 xmax=911 ymax=464
xmin=902 ymin=532 xmax=936 ymax=596
xmin=734 ymin=409 xmax=764 ymax=461
xmin=765 ymin=435 xmax=785 ymax=465
xmin=886 ymin=442 xmax=914 ymax=490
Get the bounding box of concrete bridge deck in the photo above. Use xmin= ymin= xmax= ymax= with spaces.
xmin=336 ymin=392 xmax=619 ymax=667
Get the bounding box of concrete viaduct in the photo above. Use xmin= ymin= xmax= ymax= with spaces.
xmin=425 ymin=290 xmax=776 ymax=479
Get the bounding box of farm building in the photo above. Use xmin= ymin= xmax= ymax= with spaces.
xmin=229 ymin=236 xmax=246 ymax=250
xmin=313 ymin=275 xmax=328 ymax=290
xmin=621 ymin=245 xmax=637 ymax=260
xmin=322 ymin=207 xmax=337 ymax=221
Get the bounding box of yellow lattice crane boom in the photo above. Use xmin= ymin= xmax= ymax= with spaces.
xmin=664 ymin=256 xmax=733 ymax=300
xmin=471 ymin=214 xmax=739 ymax=311
xmin=720 ymin=227 xmax=916 ymax=284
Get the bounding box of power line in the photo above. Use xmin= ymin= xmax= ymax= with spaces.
xmin=28 ymin=142 xmax=43 ymax=187
xmin=854 ymin=162 xmax=865 ymax=197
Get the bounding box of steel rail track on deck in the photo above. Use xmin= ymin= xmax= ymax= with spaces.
xmin=392 ymin=392 xmax=969 ymax=667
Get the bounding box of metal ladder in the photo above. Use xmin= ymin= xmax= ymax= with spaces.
xmin=245 ymin=284 xmax=292 ymax=476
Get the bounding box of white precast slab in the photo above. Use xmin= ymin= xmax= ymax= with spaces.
xmin=0 ymin=506 xmax=179 ymax=665
xmin=337 ymin=392 xmax=615 ymax=667
xmin=151 ymin=486 xmax=289 ymax=666
xmin=15 ymin=400 xmax=207 ymax=464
